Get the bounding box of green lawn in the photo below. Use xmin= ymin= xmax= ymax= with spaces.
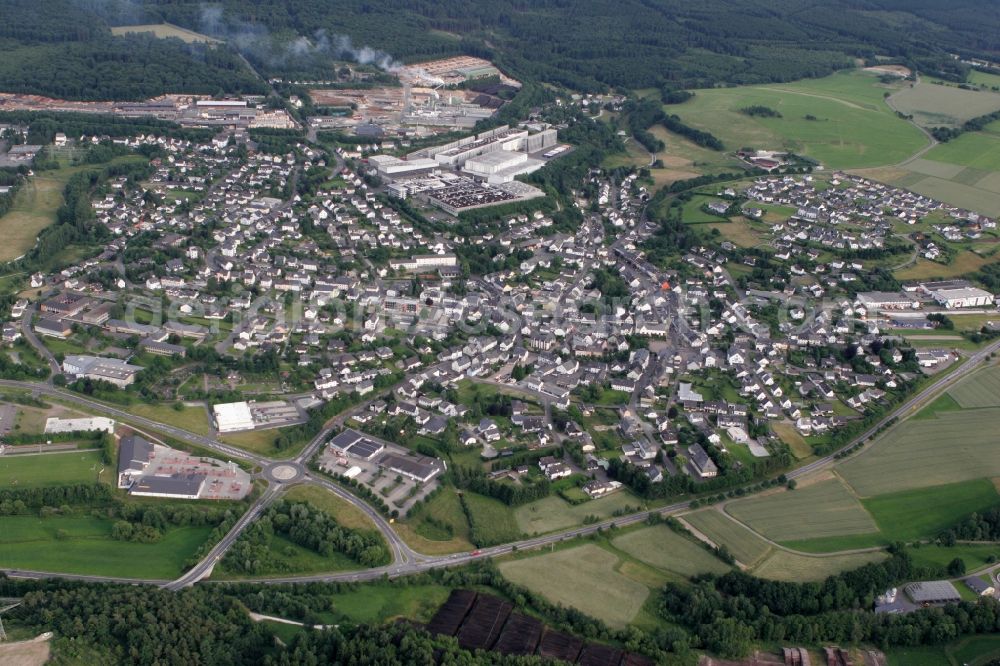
xmin=0 ymin=450 xmax=110 ymax=489
xmin=0 ymin=515 xmax=211 ymax=579
xmin=907 ymin=543 xmax=1000 ymax=572
xmin=328 ymin=583 xmax=452 ymax=624
xmin=670 ymin=70 xmax=927 ymax=169
xmin=127 ymin=403 xmax=211 ymax=436
xmin=887 ymin=633 xmax=1000 ymax=666
xmin=861 ymin=478 xmax=1000 ymax=542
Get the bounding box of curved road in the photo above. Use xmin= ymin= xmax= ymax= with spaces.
xmin=2 ymin=337 xmax=998 ymax=588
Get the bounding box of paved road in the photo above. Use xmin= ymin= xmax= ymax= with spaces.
xmin=1 ymin=337 xmax=997 ymax=588
xmin=19 ymin=305 xmax=61 ymax=377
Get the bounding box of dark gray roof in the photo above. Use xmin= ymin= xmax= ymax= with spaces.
xmin=118 ymin=435 xmax=154 ymax=476
xmin=131 ymin=475 xmax=204 ymax=497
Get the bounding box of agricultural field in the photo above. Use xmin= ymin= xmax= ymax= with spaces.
xmin=891 ymin=81 xmax=1000 ymax=128
xmin=725 ymin=478 xmax=879 ymax=542
xmin=857 ymin=125 xmax=1000 ymax=215
xmin=682 ymin=508 xmax=772 ymax=567
xmin=610 ymin=525 xmax=732 ymax=577
xmin=0 ymin=450 xmax=110 ymax=489
xmin=750 ymin=548 xmax=888 ymax=582
xmin=837 ymin=407 xmax=1000 ymax=496
xmin=947 ymin=366 xmax=1000 ymax=408
xmin=861 ymin=478 xmax=1000 ymax=542
xmin=514 ymin=492 xmax=645 ymax=535
xmin=110 ymin=23 xmax=221 ymax=44
xmin=0 ymin=515 xmax=211 ymax=579
xmin=669 ymin=70 xmax=927 ymax=169
xmin=498 ymin=544 xmax=650 ymax=628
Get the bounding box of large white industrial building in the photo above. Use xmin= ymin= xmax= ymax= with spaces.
xmin=212 ymin=401 xmax=255 ymax=433
xmin=930 ymin=286 xmax=995 ymax=309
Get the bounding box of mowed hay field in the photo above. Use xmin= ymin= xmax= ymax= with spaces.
xmin=891 ymin=81 xmax=1000 ymax=128
xmin=725 ymin=478 xmax=879 ymax=542
xmin=610 ymin=525 xmax=732 ymax=578
xmin=0 ymin=174 xmax=67 ymax=262
xmin=669 ymin=70 xmax=926 ymax=169
xmin=751 ymin=549 xmax=888 ymax=582
xmin=838 ymin=407 xmax=1000 ymax=496
xmin=498 ymin=544 xmax=650 ymax=628
xmin=947 ymin=366 xmax=1000 ymax=408
xmin=515 ymin=492 xmax=644 ymax=535
xmin=683 ymin=509 xmax=771 ymax=567
xmin=111 ymin=23 xmax=221 ymax=44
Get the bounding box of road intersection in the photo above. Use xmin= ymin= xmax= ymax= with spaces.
xmin=0 ymin=336 xmax=997 ymax=589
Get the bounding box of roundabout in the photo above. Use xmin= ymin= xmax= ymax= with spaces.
xmin=262 ymin=461 xmax=305 ymax=484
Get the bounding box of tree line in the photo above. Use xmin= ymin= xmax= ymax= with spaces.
xmin=222 ymin=499 xmax=389 ymax=574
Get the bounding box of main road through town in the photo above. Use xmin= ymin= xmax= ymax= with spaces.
xmin=1 ymin=336 xmax=998 ymax=588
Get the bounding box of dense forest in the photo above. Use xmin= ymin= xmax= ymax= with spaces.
xmin=94 ymin=0 xmax=996 ymax=90
xmin=0 ymin=0 xmax=990 ymax=98
xmin=0 ymin=0 xmax=265 ymax=100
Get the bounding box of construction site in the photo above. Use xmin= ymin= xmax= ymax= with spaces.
xmin=308 ymin=56 xmax=519 ymax=135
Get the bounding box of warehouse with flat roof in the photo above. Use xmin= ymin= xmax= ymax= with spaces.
xmin=905 ymin=580 xmax=961 ymax=606
xmin=212 ymin=401 xmax=255 ymax=433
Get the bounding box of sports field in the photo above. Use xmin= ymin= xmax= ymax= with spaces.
xmin=838 ymin=407 xmax=1000 ymax=496
xmin=725 ymin=478 xmax=879 ymax=542
xmin=670 ymin=70 xmax=927 ymax=169
xmin=515 ymin=492 xmax=644 ymax=535
xmin=891 ymin=81 xmax=1000 ymax=128
xmin=0 ymin=450 xmax=109 ymax=489
xmin=861 ymin=478 xmax=1000 ymax=542
xmin=610 ymin=525 xmax=732 ymax=577
xmin=947 ymin=366 xmax=1000 ymax=408
xmin=111 ymin=23 xmax=221 ymax=44
xmin=683 ymin=509 xmax=772 ymax=566
xmin=498 ymin=544 xmax=650 ymax=628
xmin=0 ymin=515 xmax=211 ymax=579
